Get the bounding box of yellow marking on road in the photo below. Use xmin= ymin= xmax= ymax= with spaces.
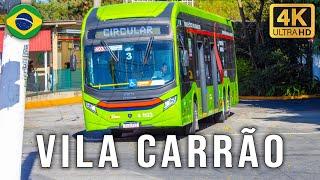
xmin=25 ymin=96 xmax=82 ymax=109
xmin=223 ymin=125 xmax=232 ymax=132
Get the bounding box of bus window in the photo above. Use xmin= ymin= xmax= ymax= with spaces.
xmin=84 ymin=41 xmax=174 ymax=90
xmin=204 ymin=37 xmax=213 ymax=86
xmin=187 ymin=36 xmax=195 ymax=81
xmin=178 ymin=27 xmax=191 ymax=97
xmin=226 ymin=40 xmax=236 ymax=82
xmin=187 ymin=38 xmax=193 ymax=59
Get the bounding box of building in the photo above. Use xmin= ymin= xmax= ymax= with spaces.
xmin=0 ymin=20 xmax=82 ymax=95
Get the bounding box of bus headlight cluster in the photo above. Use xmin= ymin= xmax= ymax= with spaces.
xmin=85 ymin=102 xmax=97 ymax=113
xmin=163 ymin=96 xmax=177 ymax=111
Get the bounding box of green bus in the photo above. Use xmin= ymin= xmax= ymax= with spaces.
xmin=81 ymin=2 xmax=239 ymax=135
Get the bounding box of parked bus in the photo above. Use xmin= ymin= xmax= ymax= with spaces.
xmin=81 ymin=2 xmax=239 ymax=135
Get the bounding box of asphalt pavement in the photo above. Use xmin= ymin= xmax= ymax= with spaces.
xmin=22 ymin=99 xmax=320 ymax=180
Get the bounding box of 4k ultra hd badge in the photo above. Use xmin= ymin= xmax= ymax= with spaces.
xmin=5 ymin=4 xmax=42 ymax=39
xmin=270 ymin=4 xmax=315 ymax=38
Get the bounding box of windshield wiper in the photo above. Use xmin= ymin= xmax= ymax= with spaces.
xmin=143 ymin=36 xmax=154 ymax=65
xmin=101 ymin=40 xmax=119 ymax=62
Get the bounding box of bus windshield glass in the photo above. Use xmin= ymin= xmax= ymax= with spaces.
xmin=85 ymin=40 xmax=174 ymax=90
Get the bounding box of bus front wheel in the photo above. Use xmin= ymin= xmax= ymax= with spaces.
xmin=183 ymin=102 xmax=199 ymax=135
xmin=111 ymin=129 xmax=122 ymax=138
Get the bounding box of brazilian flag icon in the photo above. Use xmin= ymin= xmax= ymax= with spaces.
xmin=5 ymin=4 xmax=43 ymax=40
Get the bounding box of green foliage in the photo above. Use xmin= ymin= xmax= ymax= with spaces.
xmin=235 ymin=0 xmax=320 ymax=96
xmin=236 ymin=32 xmax=319 ymax=96
xmin=33 ymin=0 xmax=68 ymax=20
xmin=242 ymin=0 xmax=272 ymax=21
xmin=195 ymin=0 xmax=240 ymax=20
xmin=194 ymin=0 xmax=272 ymax=21
xmin=33 ymin=0 xmax=122 ymax=20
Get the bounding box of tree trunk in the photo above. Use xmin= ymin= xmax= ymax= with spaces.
xmin=255 ymin=0 xmax=265 ymax=45
xmin=237 ymin=0 xmax=255 ymax=66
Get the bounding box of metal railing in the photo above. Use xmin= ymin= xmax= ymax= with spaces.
xmin=26 ymin=68 xmax=81 ymax=96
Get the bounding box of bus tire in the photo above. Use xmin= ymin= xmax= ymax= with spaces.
xmin=226 ymin=89 xmax=231 ymax=117
xmin=184 ymin=102 xmax=199 ymax=135
xmin=215 ymin=93 xmax=227 ymax=123
xmin=111 ymin=129 xmax=122 ymax=138
xmin=215 ymin=111 xmax=226 ymax=123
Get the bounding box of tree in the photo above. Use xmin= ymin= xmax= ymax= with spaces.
xmin=195 ymin=0 xmax=240 ymax=20
xmin=236 ymin=0 xmax=320 ymax=96
xmin=33 ymin=0 xmax=68 ymax=20
xmin=33 ymin=0 xmax=122 ymax=20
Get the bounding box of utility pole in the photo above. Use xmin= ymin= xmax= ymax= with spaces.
xmin=0 ymin=0 xmax=31 ymax=179
xmin=94 ymin=0 xmax=101 ymax=8
xmin=21 ymin=0 xmax=32 ymax=3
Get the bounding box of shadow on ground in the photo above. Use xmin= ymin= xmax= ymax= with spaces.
xmin=240 ymin=99 xmax=320 ymax=112
xmin=21 ymin=151 xmax=38 ymax=180
xmin=72 ymin=113 xmax=234 ymax=142
xmin=241 ymin=99 xmax=320 ymax=127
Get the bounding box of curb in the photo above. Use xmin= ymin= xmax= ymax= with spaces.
xmin=25 ymin=96 xmax=82 ymax=110
xmin=240 ymin=95 xmax=320 ymax=101
xmin=25 ymin=94 xmax=320 ymax=110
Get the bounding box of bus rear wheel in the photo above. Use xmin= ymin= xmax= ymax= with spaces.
xmin=226 ymin=89 xmax=231 ymax=117
xmin=215 ymin=95 xmax=228 ymax=123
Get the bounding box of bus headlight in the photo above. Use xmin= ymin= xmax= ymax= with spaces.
xmin=85 ymin=102 xmax=97 ymax=113
xmin=163 ymin=96 xmax=177 ymax=111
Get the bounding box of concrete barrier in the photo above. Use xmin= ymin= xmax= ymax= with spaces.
xmin=25 ymin=91 xmax=82 ymax=109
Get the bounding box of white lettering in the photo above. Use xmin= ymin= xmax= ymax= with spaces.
xmin=76 ymin=135 xmax=93 ymax=168
xmin=36 ymin=135 xmax=55 ymax=168
xmin=265 ymin=135 xmax=283 ymax=168
xmin=214 ymin=135 xmax=232 ymax=167
xmin=161 ymin=135 xmax=181 ymax=167
xmin=62 ymin=135 xmax=69 ymax=168
xmin=238 ymin=135 xmax=258 ymax=168
xmin=98 ymin=135 xmax=119 ymax=168
xmin=138 ymin=135 xmax=156 ymax=168
xmin=188 ymin=135 xmax=207 ymax=167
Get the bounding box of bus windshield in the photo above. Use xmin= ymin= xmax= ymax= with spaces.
xmin=85 ymin=40 xmax=174 ymax=90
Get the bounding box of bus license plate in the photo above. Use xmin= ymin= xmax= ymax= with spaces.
xmin=123 ymin=122 xmax=140 ymax=129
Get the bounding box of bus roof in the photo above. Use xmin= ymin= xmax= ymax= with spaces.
xmin=94 ymin=2 xmax=232 ymax=27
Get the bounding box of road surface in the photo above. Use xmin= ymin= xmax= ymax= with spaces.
xmin=22 ymin=99 xmax=320 ymax=180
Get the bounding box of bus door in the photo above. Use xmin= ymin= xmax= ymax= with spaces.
xmin=210 ymin=42 xmax=219 ymax=109
xmin=197 ymin=39 xmax=208 ymax=113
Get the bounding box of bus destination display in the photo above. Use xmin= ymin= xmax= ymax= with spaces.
xmin=88 ymin=24 xmax=170 ymax=39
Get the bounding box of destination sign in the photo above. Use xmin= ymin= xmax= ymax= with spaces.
xmin=88 ymin=24 xmax=170 ymax=39
xmin=183 ymin=21 xmax=201 ymax=30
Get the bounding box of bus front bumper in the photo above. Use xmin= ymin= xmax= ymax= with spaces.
xmin=83 ymin=102 xmax=182 ymax=132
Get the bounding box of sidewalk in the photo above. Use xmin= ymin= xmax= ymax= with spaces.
xmin=25 ymin=91 xmax=320 ymax=110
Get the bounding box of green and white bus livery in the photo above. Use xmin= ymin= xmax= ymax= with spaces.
xmin=81 ymin=2 xmax=239 ymax=135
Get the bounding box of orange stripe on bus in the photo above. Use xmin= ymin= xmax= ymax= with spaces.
xmin=97 ymin=98 xmax=162 ymax=109
xmin=186 ymin=28 xmax=234 ymax=41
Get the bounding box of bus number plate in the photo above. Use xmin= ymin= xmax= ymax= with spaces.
xmin=123 ymin=122 xmax=140 ymax=129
